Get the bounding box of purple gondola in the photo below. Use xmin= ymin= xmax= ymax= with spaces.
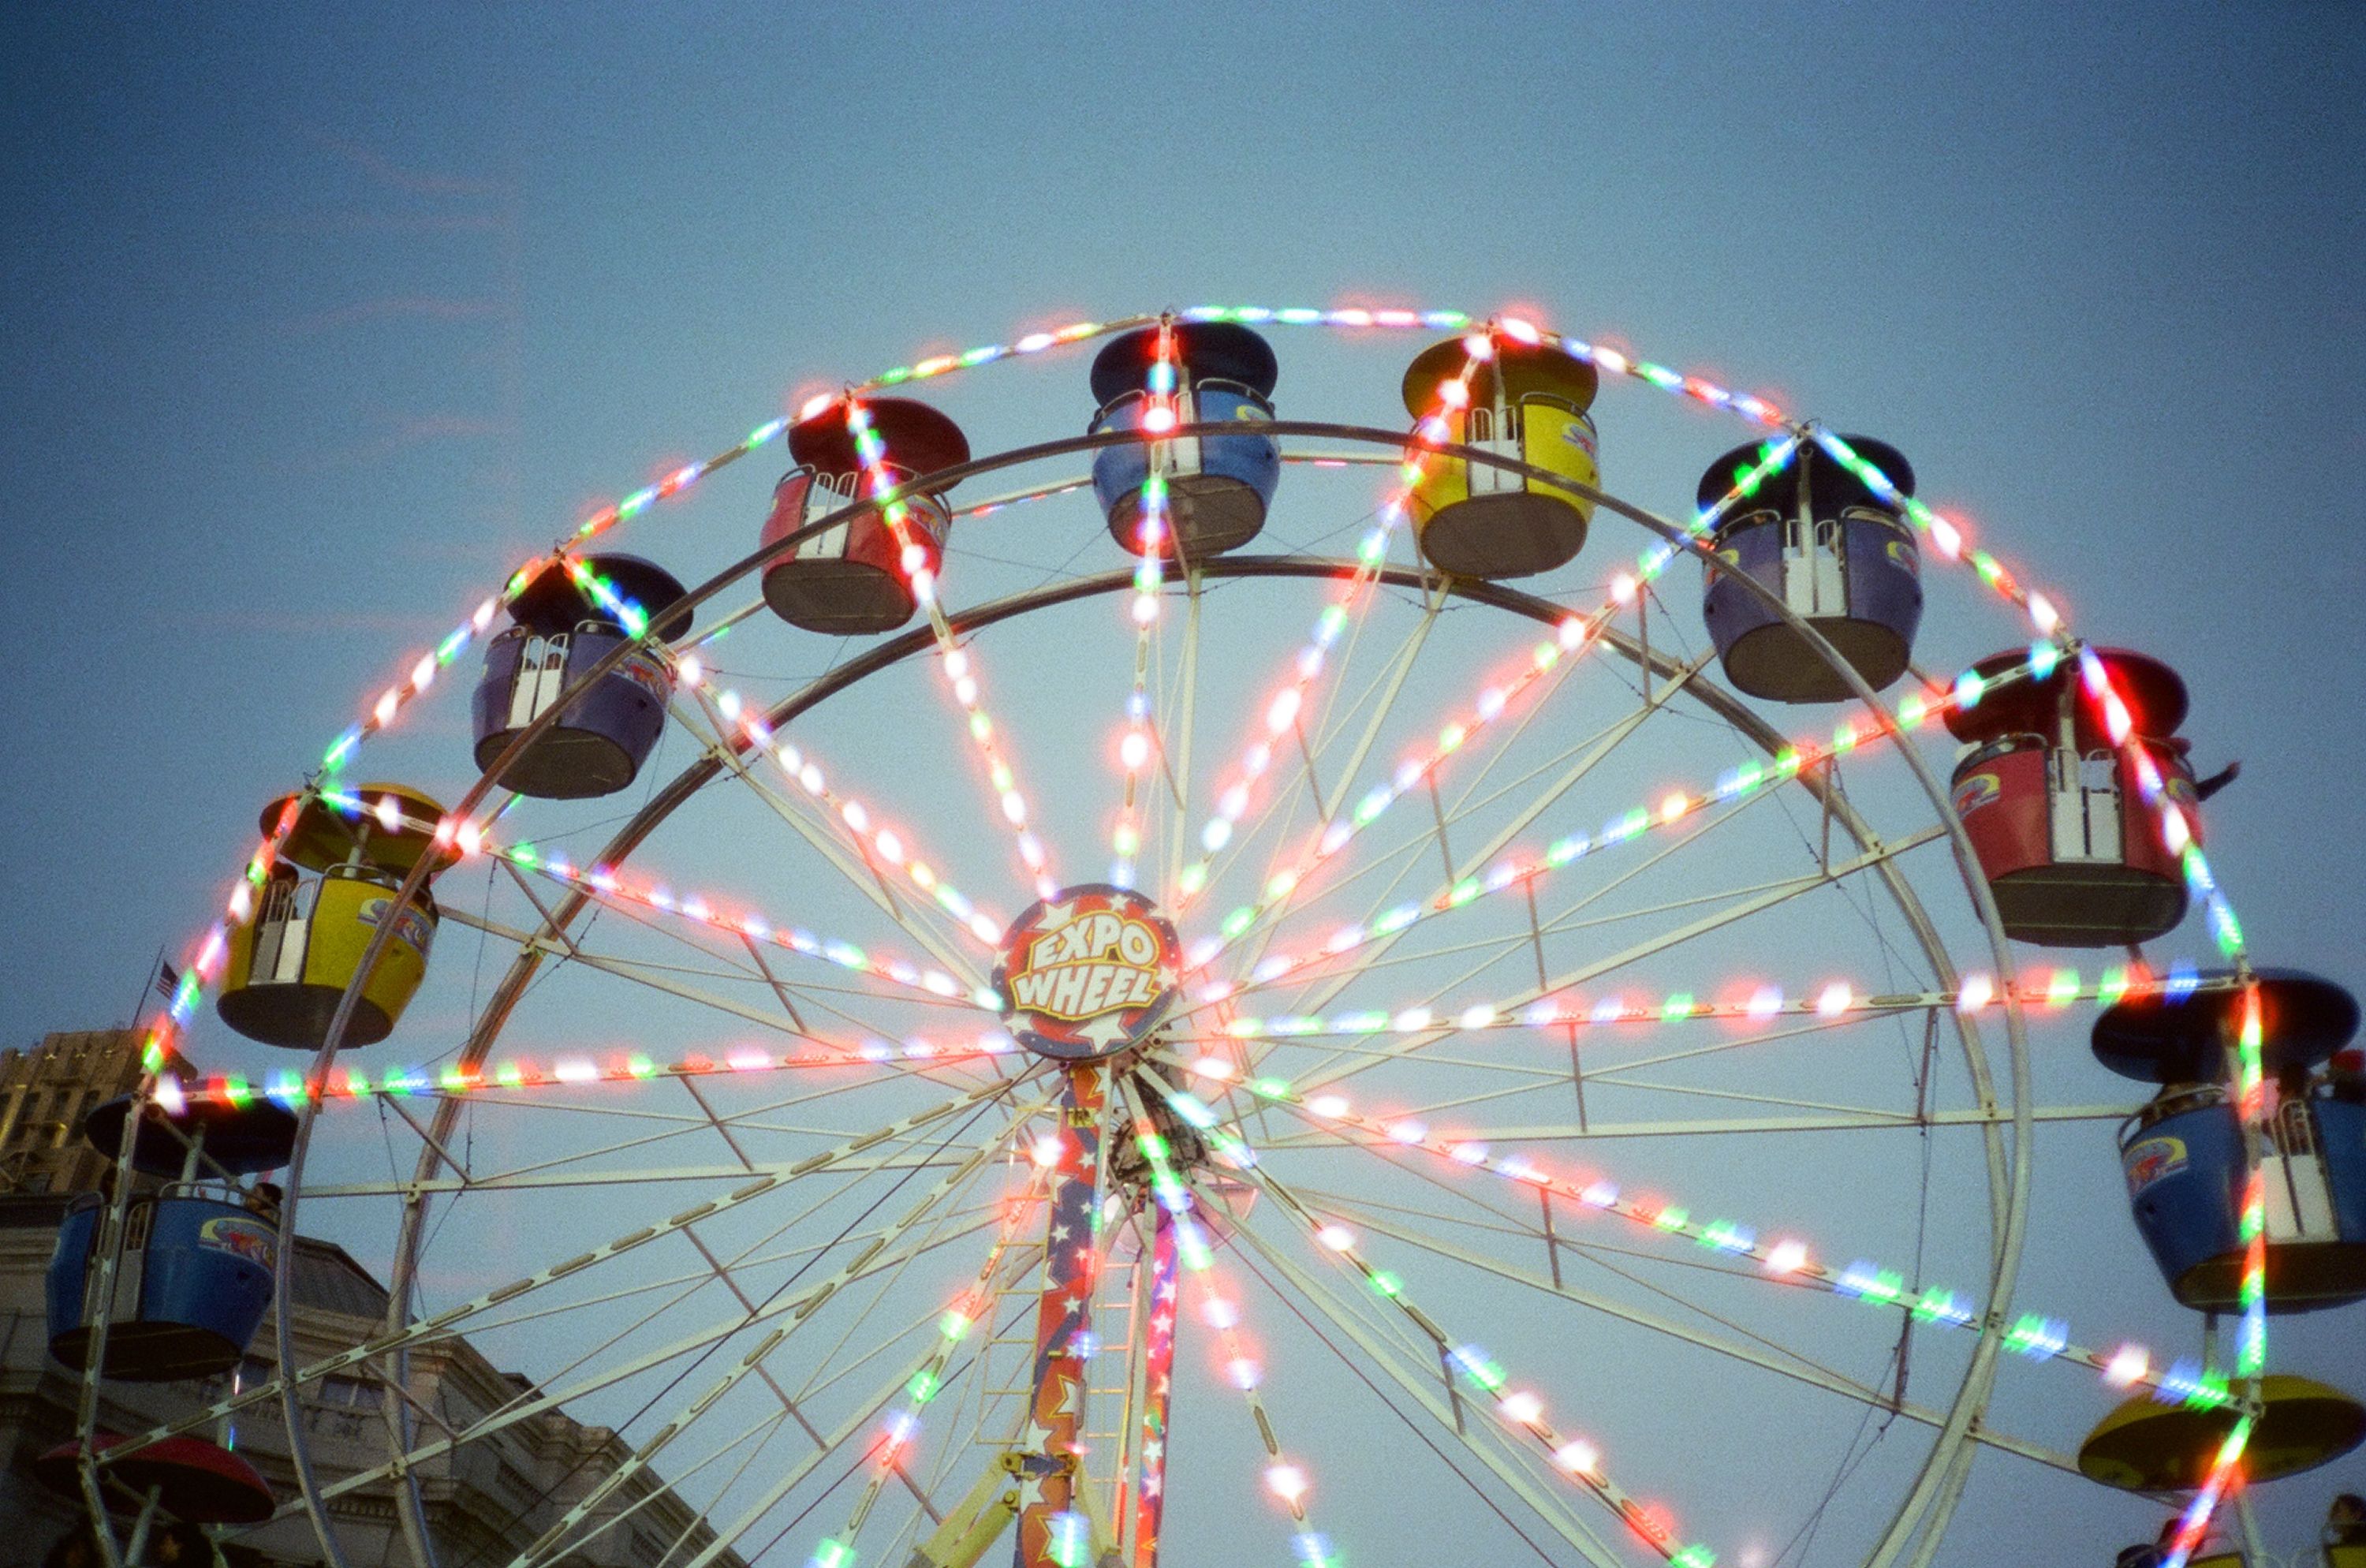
xmin=1699 ymin=436 xmax=1922 ymax=702
xmin=471 ymin=554 xmax=689 ymax=799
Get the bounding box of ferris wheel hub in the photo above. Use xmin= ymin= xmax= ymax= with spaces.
xmin=991 ymin=883 xmax=1182 ymax=1062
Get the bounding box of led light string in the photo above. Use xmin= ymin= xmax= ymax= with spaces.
xmin=307 ymin=786 xmax=996 ymax=1011
xmin=155 ymin=1027 xmax=1025 ymax=1114
xmin=1151 ymin=1059 xmax=2238 ymax=1428
xmin=673 ymin=665 xmax=1009 ymax=949
xmin=1192 ymin=962 xmax=2235 ymax=1047
xmin=1111 ymin=322 xmax=1183 ymax=890
xmin=492 ymin=838 xmax=993 ymax=1010
xmin=1126 ymin=1117 xmax=1338 ymax=1568
xmin=1148 ymin=1084 xmax=1718 ymax=1567
xmin=815 ymin=1166 xmax=1054 ymax=1567
xmin=140 ymin=560 xmax=666 ymax=1073
xmin=1184 ymin=647 xmax=2055 ymax=1014
xmin=835 ymin=396 xmax=1058 ymax=903
xmin=1170 ymin=336 xmax=1495 ymax=909
xmin=1185 ymin=305 xmax=1793 ymax=436
xmin=1188 ymin=436 xmax=1808 ymax=974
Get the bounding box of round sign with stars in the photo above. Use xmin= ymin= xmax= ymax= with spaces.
xmin=992 ymin=884 xmax=1182 ymax=1062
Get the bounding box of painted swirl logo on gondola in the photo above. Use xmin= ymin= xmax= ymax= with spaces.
xmin=993 ymin=885 xmax=1181 ymax=1062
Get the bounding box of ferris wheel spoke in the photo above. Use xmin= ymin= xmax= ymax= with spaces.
xmin=1170 ymin=340 xmax=1510 ymax=913
xmin=1312 ymin=1176 xmax=2105 ymax=1485
xmin=259 ymin=1201 xmax=1008 ymax=1522
xmin=115 ymin=1075 xmax=1043 ymax=1465
xmin=806 ymin=1168 xmax=1053 ymax=1559
xmin=677 ymin=669 xmax=1014 ymax=959
xmin=312 ymin=1103 xmax=1034 ymax=1539
xmin=438 ymin=902 xmax=986 ymax=1065
xmin=1241 ymin=1102 xmax=2138 ymax=1149
xmin=1212 ymin=1193 xmax=1639 ymax=1568
xmin=1256 ymin=826 xmax=1948 ymax=1098
xmin=503 ymin=1137 xmax=1024 ymax=1568
xmin=511 ymin=830 xmax=992 ymax=1014
xmin=1157 ymin=569 xmax=1206 ymax=903
xmin=1202 ymin=655 xmax=1741 ymax=1036
xmin=670 ymin=693 xmax=998 ymax=984
xmin=675 ymin=1337 xmax=951 ymax=1568
xmin=1203 ymin=592 xmax=1479 ymax=987
xmin=443 ymin=1074 xmax=1043 ymax=1195
xmin=1297 ymin=1175 xmax=1894 ymax=1391
xmin=1183 ymin=1077 xmax=2212 ymax=1422
xmin=1218 ymin=613 xmax=1701 ymax=991
xmin=528 ymin=1406 xmax=799 ymax=1568
xmin=1186 ymin=577 xmax=1441 ymax=912
xmin=1166 ymin=1073 xmax=1713 ymax=1560
xmin=1293 ymin=1187 xmax=2082 ymax=1480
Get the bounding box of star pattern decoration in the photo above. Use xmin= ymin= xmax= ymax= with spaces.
xmin=991 ymin=883 xmax=1181 ymax=1062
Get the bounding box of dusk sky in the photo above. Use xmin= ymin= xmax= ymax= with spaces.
xmin=3 ymin=6 xmax=2360 ymax=1566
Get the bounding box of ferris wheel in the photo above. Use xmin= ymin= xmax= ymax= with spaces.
xmin=39 ymin=302 xmax=2366 ymax=1568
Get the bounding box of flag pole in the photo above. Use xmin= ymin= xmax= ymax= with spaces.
xmin=125 ymin=945 xmax=167 ymax=1037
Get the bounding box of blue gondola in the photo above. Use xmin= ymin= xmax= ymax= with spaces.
xmin=47 ymin=1096 xmax=293 ymax=1381
xmin=2097 ymin=969 xmax=2366 ymax=1313
xmin=472 ymin=554 xmax=689 ymax=799
xmin=1698 ymin=436 xmax=1922 ymax=703
xmin=1088 ymin=322 xmax=1280 ymax=560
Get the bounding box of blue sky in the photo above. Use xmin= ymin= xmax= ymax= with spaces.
xmin=3 ymin=4 xmax=2361 ymax=1564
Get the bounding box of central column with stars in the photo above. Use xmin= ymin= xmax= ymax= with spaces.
xmin=991 ymin=884 xmax=1184 ymax=1568
xmin=1010 ymin=1063 xmax=1110 ymax=1568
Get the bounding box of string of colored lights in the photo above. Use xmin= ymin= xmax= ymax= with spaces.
xmin=493 ymin=839 xmax=995 ymax=1010
xmin=1126 ymin=1114 xmax=1338 ymax=1568
xmin=1151 ymin=1057 xmax=2238 ymax=1424
xmin=1183 ymin=305 xmax=1793 ymax=435
xmin=1190 ymin=962 xmax=2236 ymax=1047
xmin=1186 ymin=436 xmax=1805 ymax=971
xmin=1170 ymin=336 xmax=1493 ymax=909
xmin=2161 ymin=984 xmax=2263 ymax=1566
xmin=672 ymin=663 xmax=1009 ymax=948
xmin=837 ymin=394 xmax=1059 ymax=903
xmin=1111 ymin=322 xmax=1182 ymax=890
xmin=304 ymin=786 xmax=995 ymax=1010
xmin=149 ymin=1026 xmax=1024 ymax=1116
xmin=819 ymin=1165 xmax=1052 ymax=1562
xmin=1153 ymin=1088 xmax=1717 ymax=1567
xmin=1184 ymin=648 xmax=2053 ymax=1012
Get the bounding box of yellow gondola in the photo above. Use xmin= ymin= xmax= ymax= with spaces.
xmin=2077 ymin=1376 xmax=2366 ymax=1493
xmin=1400 ymin=335 xmax=1599 ymax=579
xmin=218 ymin=785 xmax=449 ymax=1049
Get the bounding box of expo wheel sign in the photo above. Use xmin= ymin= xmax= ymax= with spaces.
xmin=992 ymin=883 xmax=1181 ymax=1061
